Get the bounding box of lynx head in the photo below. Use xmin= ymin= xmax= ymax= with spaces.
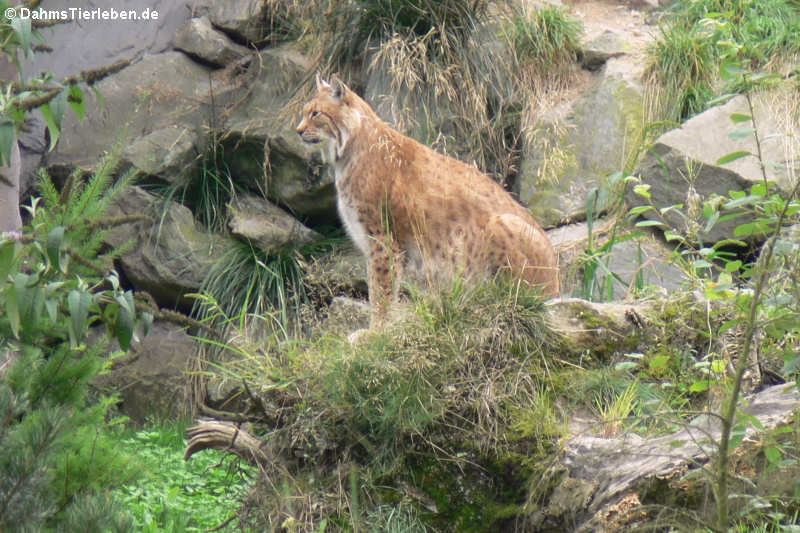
xmin=296 ymin=74 xmax=364 ymax=162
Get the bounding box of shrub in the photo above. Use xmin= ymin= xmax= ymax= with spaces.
xmin=0 ymin=150 xmax=147 ymax=531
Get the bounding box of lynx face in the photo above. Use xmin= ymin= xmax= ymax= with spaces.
xmin=296 ymin=76 xmax=361 ymax=163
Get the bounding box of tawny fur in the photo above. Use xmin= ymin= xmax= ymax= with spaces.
xmin=297 ymin=75 xmax=559 ymax=331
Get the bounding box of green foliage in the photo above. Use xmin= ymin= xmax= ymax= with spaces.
xmin=0 ymin=150 xmax=148 ymax=531
xmin=629 ymin=67 xmax=800 ymax=529
xmin=194 ymin=277 xmax=559 ymax=531
xmin=645 ymin=0 xmax=800 ymax=121
xmin=504 ymin=5 xmax=582 ymax=88
xmin=198 ymin=231 xmax=344 ymax=335
xmin=111 ymin=420 xmax=255 ymax=533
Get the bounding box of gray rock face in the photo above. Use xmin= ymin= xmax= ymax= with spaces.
xmin=122 ymin=126 xmax=199 ymax=184
xmin=631 ymin=93 xmax=800 ymax=243
xmin=518 ymin=58 xmax=645 ymax=226
xmin=202 ymin=0 xmax=272 ymax=45
xmin=93 ymin=320 xmax=199 ymax=423
xmin=106 ymin=186 xmax=233 ymax=309
xmin=549 ymin=221 xmax=687 ymax=298
xmin=47 ymin=52 xmax=218 ymax=173
xmin=19 ymin=0 xmax=197 ymax=195
xmin=0 ymin=142 xmax=21 ymax=233
xmin=225 ymin=45 xmax=337 ymax=222
xmin=174 ymin=16 xmax=252 ymax=68
xmin=227 ymin=193 xmax=320 ymax=253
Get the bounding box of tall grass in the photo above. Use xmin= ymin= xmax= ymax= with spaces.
xmin=645 ymin=0 xmax=800 ymax=122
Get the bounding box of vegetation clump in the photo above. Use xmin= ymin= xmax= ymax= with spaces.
xmin=645 ymin=0 xmax=800 ymax=121
xmin=190 ymin=277 xmax=565 ymax=531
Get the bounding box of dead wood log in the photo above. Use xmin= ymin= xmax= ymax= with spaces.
xmin=532 ymin=383 xmax=800 ymax=532
xmin=185 ymin=419 xmax=271 ymax=469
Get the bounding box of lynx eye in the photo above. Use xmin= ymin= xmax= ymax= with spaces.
xmin=310 ymin=110 xmax=319 ymax=118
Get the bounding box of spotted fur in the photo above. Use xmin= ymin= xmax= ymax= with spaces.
xmin=297 ymin=75 xmax=559 ymax=334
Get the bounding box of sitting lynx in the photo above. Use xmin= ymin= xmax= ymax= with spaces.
xmin=297 ymin=75 xmax=559 ymax=334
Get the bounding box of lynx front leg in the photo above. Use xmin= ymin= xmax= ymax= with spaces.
xmin=366 ymin=236 xmax=404 ymax=330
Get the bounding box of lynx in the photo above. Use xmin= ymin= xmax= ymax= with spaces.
xmin=297 ymin=75 xmax=559 ymax=334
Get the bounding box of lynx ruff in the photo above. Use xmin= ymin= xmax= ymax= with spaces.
xmin=297 ymin=75 xmax=559 ymax=337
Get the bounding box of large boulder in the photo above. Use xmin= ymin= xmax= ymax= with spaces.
xmin=199 ymin=0 xmax=274 ymax=45
xmin=106 ymin=186 xmax=234 ymax=309
xmin=549 ymin=221 xmax=687 ymax=298
xmin=18 ymin=0 xmax=197 ymax=195
xmin=93 ymin=320 xmax=200 ymax=423
xmin=46 ymin=51 xmax=241 ymax=176
xmin=227 ymin=193 xmax=320 ymax=253
xmin=631 ymin=92 xmax=800 ymax=243
xmin=224 ymin=45 xmax=337 ymax=223
xmin=122 ymin=126 xmax=200 ymax=185
xmin=174 ymin=16 xmax=252 ymax=68
xmin=517 ymin=54 xmax=645 ymax=227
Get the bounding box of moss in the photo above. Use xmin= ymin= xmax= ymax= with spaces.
xmin=409 ymin=453 xmax=533 ymax=532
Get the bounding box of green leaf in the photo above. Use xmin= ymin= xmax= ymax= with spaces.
xmin=728 ymin=126 xmax=755 ymax=141
xmin=46 ymin=225 xmax=65 ymax=272
xmin=633 ymin=184 xmax=651 ymax=199
xmin=729 ymin=113 xmax=751 ymax=124
xmin=40 ymin=104 xmax=61 ymax=151
xmin=0 ymin=119 xmax=16 ymax=167
xmin=51 ymin=88 xmax=68 ymax=131
xmin=725 ymin=260 xmax=743 ymax=272
xmin=67 ymin=85 xmax=86 ymax=121
xmin=707 ymin=93 xmax=738 ymax=106
xmin=627 ymin=205 xmax=654 ymax=217
xmin=689 ymin=380 xmax=710 ymax=393
xmin=635 ymin=220 xmax=664 ymax=228
xmin=717 ymin=151 xmax=751 ymax=165
xmin=724 ymin=195 xmax=760 ymax=210
xmin=649 ymin=355 xmax=671 ymax=372
xmin=115 ymin=292 xmax=136 ymax=351
xmin=0 ymin=239 xmax=17 ymax=281
xmin=68 ymin=289 xmax=91 ymax=348
xmin=141 ymin=311 xmax=153 ymax=338
xmin=6 ymin=283 xmax=20 ymax=338
xmin=710 ymin=359 xmax=726 ymax=374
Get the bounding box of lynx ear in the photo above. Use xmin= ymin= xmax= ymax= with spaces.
xmin=329 ymin=75 xmax=344 ymax=101
xmin=315 ymin=72 xmax=330 ymax=91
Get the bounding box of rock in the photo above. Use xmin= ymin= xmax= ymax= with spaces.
xmin=122 ymin=126 xmax=199 ymax=184
xmin=46 ymin=51 xmax=244 ymax=176
xmin=18 ymin=0 xmax=197 ymax=196
xmin=320 ymin=296 xmax=370 ymax=336
xmin=546 ymin=298 xmax=651 ymax=360
xmin=227 ymin=193 xmax=320 ymax=253
xmin=631 ymin=93 xmax=800 ymax=243
xmin=106 ymin=186 xmax=233 ymax=309
xmin=93 ymin=320 xmax=200 ymax=423
xmin=549 ymin=221 xmax=687 ymax=298
xmin=517 ymin=58 xmax=645 ymax=227
xmin=225 ymin=45 xmax=337 ymax=222
xmin=174 ymin=16 xmax=252 ymax=68
xmin=581 ymin=30 xmax=626 ymax=70
xmin=203 ymin=0 xmax=272 ymax=45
